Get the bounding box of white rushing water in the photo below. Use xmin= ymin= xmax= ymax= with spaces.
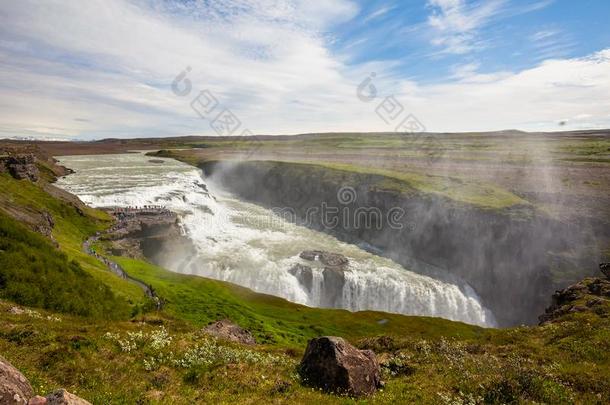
xmin=56 ymin=152 xmax=496 ymax=327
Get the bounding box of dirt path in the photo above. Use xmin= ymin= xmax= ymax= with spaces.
xmin=83 ymin=235 xmax=164 ymax=310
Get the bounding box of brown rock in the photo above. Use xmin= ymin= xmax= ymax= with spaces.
xmin=0 ymin=355 xmax=33 ymax=404
xmin=203 ymin=319 xmax=256 ymax=345
xmin=299 ymin=336 xmax=382 ymax=397
xmin=7 ymin=307 xmax=25 ymax=315
xmin=45 ymin=389 xmax=91 ymax=405
xmin=27 ymin=396 xmax=47 ymax=405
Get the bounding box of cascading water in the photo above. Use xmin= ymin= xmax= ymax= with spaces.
xmin=56 ymin=152 xmax=496 ymax=327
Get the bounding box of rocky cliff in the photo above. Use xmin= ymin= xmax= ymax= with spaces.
xmin=101 ymin=208 xmax=195 ymax=266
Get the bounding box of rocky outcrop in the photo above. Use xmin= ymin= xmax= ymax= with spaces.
xmin=203 ymin=319 xmax=256 ymax=345
xmin=300 ymin=250 xmax=349 ymax=268
xmin=0 ymin=355 xmax=33 ymax=404
xmin=297 ymin=251 xmax=350 ymax=307
xmin=321 ymin=266 xmax=346 ymax=308
xmin=101 ymin=208 xmax=190 ymax=261
xmin=0 ymin=355 xmax=92 ymax=405
xmin=35 ymin=212 xmax=54 ymax=238
xmin=539 ymin=277 xmax=610 ymax=324
xmin=288 ymin=264 xmax=314 ymax=293
xmin=44 ymin=389 xmax=91 ymax=405
xmin=299 ymin=336 xmax=382 ymax=397
xmin=0 ymin=154 xmax=39 ymax=182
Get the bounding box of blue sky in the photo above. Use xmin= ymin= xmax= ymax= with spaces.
xmin=334 ymin=0 xmax=610 ymax=80
xmin=0 ymin=0 xmax=609 ymax=139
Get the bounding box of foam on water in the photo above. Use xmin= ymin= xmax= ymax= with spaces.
xmin=56 ymin=153 xmax=496 ymax=327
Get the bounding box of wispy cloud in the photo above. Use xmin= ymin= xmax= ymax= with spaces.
xmin=426 ymin=0 xmax=506 ymax=54
xmin=363 ymin=4 xmax=395 ymax=23
xmin=529 ymin=28 xmax=577 ymax=61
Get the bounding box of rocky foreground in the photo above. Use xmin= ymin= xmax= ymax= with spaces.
xmin=539 ymin=263 xmax=610 ymax=324
xmin=1 ymin=355 xmax=90 ymax=404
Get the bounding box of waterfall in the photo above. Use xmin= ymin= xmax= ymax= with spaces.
xmin=56 ymin=152 xmax=497 ymax=327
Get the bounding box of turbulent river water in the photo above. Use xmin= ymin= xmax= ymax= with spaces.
xmin=56 ymin=152 xmax=496 ymax=327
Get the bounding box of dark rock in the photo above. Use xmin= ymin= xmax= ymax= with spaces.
xmin=299 ymin=336 xmax=382 ymax=397
xmin=203 ymin=319 xmax=256 ymax=345
xmin=321 ymin=266 xmax=346 ymax=308
xmin=568 ymin=305 xmax=588 ymax=313
xmin=0 ymin=355 xmax=33 ymax=404
xmin=539 ymin=277 xmax=610 ymax=324
xmin=587 ymin=298 xmax=605 ymax=307
xmin=148 ymin=159 xmax=165 ymax=164
xmin=45 ymin=389 xmax=91 ymax=405
xmin=42 ymin=212 xmax=54 ymax=229
xmin=288 ymin=264 xmax=313 ymax=292
xmin=600 ymin=263 xmax=610 ymax=279
xmin=588 ymin=278 xmax=610 ymax=296
xmin=0 ymin=155 xmax=39 ymax=182
xmin=299 ymin=250 xmax=321 ymax=261
xmin=299 ymin=250 xmax=348 ymax=267
xmin=270 ymin=379 xmax=292 ymax=394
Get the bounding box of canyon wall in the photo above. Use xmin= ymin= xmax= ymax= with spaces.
xmin=202 ymin=160 xmax=599 ymax=326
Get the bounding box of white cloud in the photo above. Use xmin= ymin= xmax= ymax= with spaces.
xmin=528 ymin=28 xmax=576 ymax=61
xmin=0 ymin=0 xmax=608 ymax=139
xmin=426 ymin=0 xmax=505 ymax=54
xmin=450 ymin=61 xmax=481 ymax=78
xmin=400 ymin=50 xmax=610 ymax=131
xmin=363 ymin=5 xmax=395 ymax=23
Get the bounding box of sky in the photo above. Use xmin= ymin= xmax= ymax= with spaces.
xmin=0 ymin=0 xmax=609 ymax=140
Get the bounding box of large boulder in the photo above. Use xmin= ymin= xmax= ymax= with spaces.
xmin=0 ymin=355 xmax=33 ymax=404
xmin=45 ymin=389 xmax=91 ymax=405
xmin=299 ymin=336 xmax=382 ymax=397
xmin=202 ymin=319 xmax=256 ymax=345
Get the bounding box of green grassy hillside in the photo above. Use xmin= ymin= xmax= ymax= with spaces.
xmin=0 ymin=172 xmax=148 ymax=312
xmin=0 ymin=212 xmax=127 ymax=318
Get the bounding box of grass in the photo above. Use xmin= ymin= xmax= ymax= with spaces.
xmin=113 ymin=257 xmax=483 ymax=348
xmin=0 ymin=212 xmax=128 ymax=318
xmin=153 ymin=149 xmax=528 ymax=210
xmin=0 ymin=173 xmax=151 ymax=311
xmin=310 ymin=162 xmax=528 ymax=210
xmin=2 ymin=288 xmax=609 ymax=404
